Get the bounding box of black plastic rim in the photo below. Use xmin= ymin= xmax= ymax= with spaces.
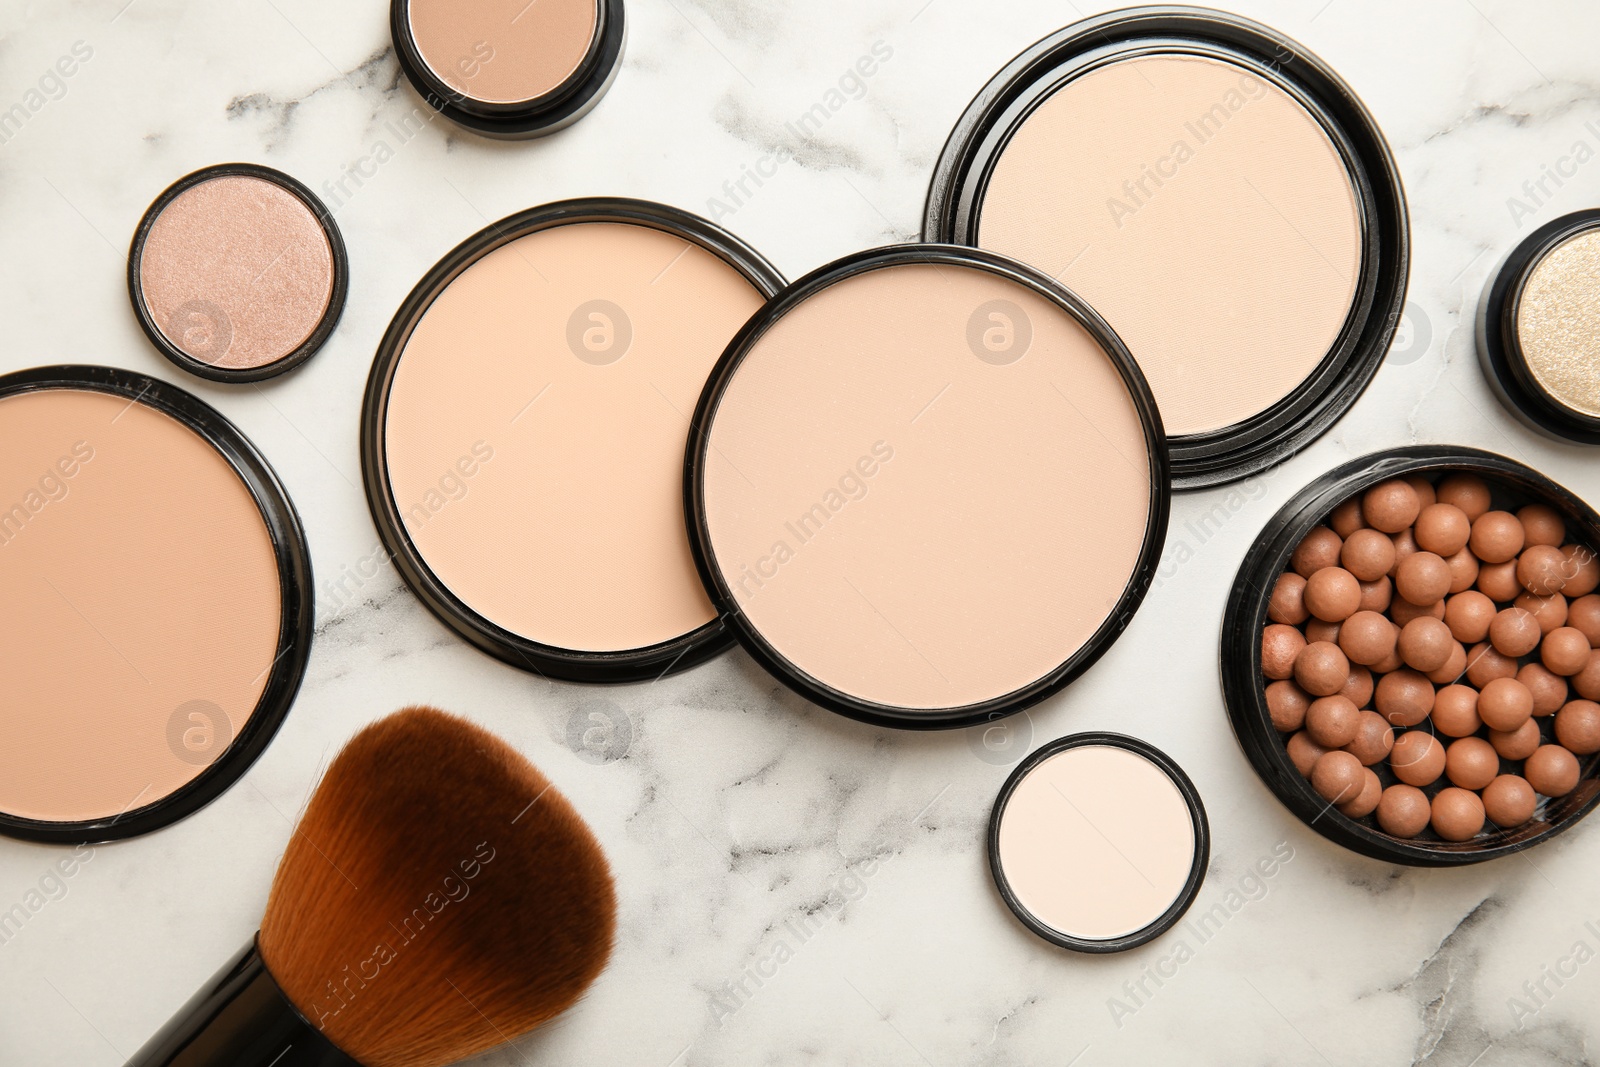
xmin=127 ymin=164 xmax=349 ymax=385
xmin=361 ymin=197 xmax=786 ymax=683
xmin=923 ymin=5 xmax=1410 ymax=490
xmin=685 ymin=244 xmax=1172 ymax=731
xmin=390 ymin=0 xmax=625 ymax=139
xmin=987 ymin=733 xmax=1210 ymax=952
xmin=0 ymin=365 xmax=313 ymax=844
xmin=1221 ymin=446 xmax=1600 ymax=866
xmin=1477 ymin=209 xmax=1600 ymax=445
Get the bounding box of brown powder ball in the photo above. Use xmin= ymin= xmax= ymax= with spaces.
xmin=1431 ymin=788 xmax=1486 ymax=842
xmin=1268 ymin=572 xmax=1309 ymax=625
xmin=1444 ymin=591 xmax=1497 ymax=644
xmin=1542 ymin=627 xmax=1592 ymax=677
xmin=1518 ymin=504 xmax=1566 ymax=548
xmin=1519 ymin=662 xmax=1570 ymax=717
xmin=1311 ymin=750 xmax=1365 ymax=803
xmin=1395 ymin=552 xmax=1453 ymax=607
xmin=1262 ymin=624 xmax=1308 ymax=680
xmin=1341 ymin=528 xmax=1397 ymax=582
xmin=1426 ymin=640 xmax=1468 ymax=685
xmin=1370 ymin=642 xmax=1406 ymax=675
xmin=1343 ymin=711 xmax=1394 ymax=766
xmin=1390 ymin=528 xmax=1420 ymax=577
xmin=1561 ymin=545 xmax=1600 ymax=598
xmin=1305 ymin=567 xmax=1362 ymax=622
xmin=1466 ymin=642 xmax=1519 ymax=689
xmin=1406 ymin=475 xmax=1438 ymax=510
xmin=1518 ymin=544 xmax=1571 ymax=597
xmin=1471 ymin=511 xmax=1526 ymax=564
xmin=1341 ymin=665 xmax=1375 ymax=710
xmin=1489 ymin=718 xmax=1542 ymax=761
xmin=1477 ymin=560 xmax=1523 ymax=603
xmin=1330 ymin=497 xmax=1368 ymax=538
xmin=1391 ymin=596 xmax=1446 ymax=627
xmin=1391 ymin=731 xmax=1446 ymax=787
xmin=1482 ymin=774 xmax=1538 ymax=828
xmin=1287 ymin=730 xmax=1328 ymax=777
xmin=1339 ymin=611 xmax=1397 ymax=667
xmin=1358 ymin=576 xmax=1394 ymax=613
xmin=1554 ymin=699 xmax=1600 ymax=755
xmin=1306 ymin=695 xmax=1361 ymax=749
xmin=1568 ymin=595 xmax=1600 ymax=646
xmin=1574 ymin=651 xmax=1600 ymax=701
xmin=1376 ymin=669 xmax=1435 ymax=727
xmin=1292 ymin=526 xmax=1344 ymax=578
xmin=1414 ymin=503 xmax=1471 ymax=557
xmin=1398 ymin=616 xmax=1454 ymax=673
xmin=1525 ymin=745 xmax=1581 ymax=798
xmin=1437 ymin=473 xmax=1492 ymax=521
xmin=1478 ymin=677 xmax=1535 ymax=732
xmin=1444 ymin=736 xmax=1500 ymax=791
xmin=1377 ymin=783 xmax=1433 ymax=838
xmin=1295 ymin=641 xmax=1351 ymax=696
xmin=1336 ymin=768 xmax=1383 ymax=818
xmin=1489 ymin=608 xmax=1542 ymax=658
xmin=1266 ymin=680 xmax=1311 ymax=732
xmin=1363 ymin=479 xmax=1421 ymax=534
xmin=1305 ymin=619 xmax=1342 ymax=645
xmin=1445 ymin=547 xmax=1481 ymax=594
xmin=1515 ymin=591 xmax=1567 ymax=635
xmin=1431 ymin=684 xmax=1482 ymax=738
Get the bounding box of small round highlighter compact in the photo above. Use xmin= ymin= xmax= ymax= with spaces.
xmin=363 ymin=198 xmax=783 ymax=682
xmin=990 ymin=734 xmax=1209 ymax=952
xmin=0 ymin=366 xmax=312 ymax=844
xmin=1478 ymin=209 xmax=1600 ymax=444
xmin=925 ymin=7 xmax=1409 ymax=488
xmin=687 ymin=246 xmax=1170 ymax=729
xmin=129 ymin=164 xmax=348 ymax=383
xmin=392 ymin=0 xmax=625 ymax=138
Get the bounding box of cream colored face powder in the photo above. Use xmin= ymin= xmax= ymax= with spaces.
xmin=997 ymin=745 xmax=1197 ymax=940
xmin=384 ymin=220 xmax=766 ymax=655
xmin=1517 ymin=228 xmax=1600 ymax=419
xmin=700 ymin=260 xmax=1154 ymax=713
xmin=137 ymin=174 xmax=335 ymax=371
xmin=978 ymin=53 xmax=1363 ymax=437
xmin=0 ymin=388 xmax=282 ymax=824
xmin=408 ymin=0 xmax=599 ymax=105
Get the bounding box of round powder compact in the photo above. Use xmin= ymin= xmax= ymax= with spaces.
xmin=1478 ymin=209 xmax=1600 ymax=443
xmin=128 ymin=164 xmax=348 ymax=383
xmin=363 ymin=199 xmax=783 ymax=682
xmin=392 ymin=0 xmax=625 ymax=138
xmin=989 ymin=734 xmax=1209 ymax=952
xmin=687 ymin=245 xmax=1170 ymax=729
xmin=0 ymin=365 xmax=312 ymax=844
xmin=925 ymin=8 xmax=1408 ymax=489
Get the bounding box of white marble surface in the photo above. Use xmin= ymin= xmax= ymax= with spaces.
xmin=3 ymin=0 xmax=1600 ymax=1064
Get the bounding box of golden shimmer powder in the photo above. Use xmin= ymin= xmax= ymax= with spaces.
xmin=0 ymin=387 xmax=283 ymax=825
xmin=407 ymin=0 xmax=599 ymax=105
xmin=978 ymin=54 xmax=1363 ymax=437
xmin=135 ymin=172 xmax=338 ymax=374
xmin=1517 ymin=228 xmax=1600 ymax=419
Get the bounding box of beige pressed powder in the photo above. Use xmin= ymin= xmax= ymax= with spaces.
xmin=407 ymin=0 xmax=600 ymax=106
xmin=993 ymin=741 xmax=1203 ymax=945
xmin=1516 ymin=228 xmax=1600 ymax=419
xmin=692 ymin=252 xmax=1164 ymax=721
xmin=0 ymin=385 xmax=284 ymax=826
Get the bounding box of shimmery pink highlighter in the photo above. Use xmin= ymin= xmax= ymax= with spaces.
xmin=129 ymin=164 xmax=348 ymax=383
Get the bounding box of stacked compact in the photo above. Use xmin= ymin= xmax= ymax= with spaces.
xmin=6 ymin=3 xmax=1600 ymax=1062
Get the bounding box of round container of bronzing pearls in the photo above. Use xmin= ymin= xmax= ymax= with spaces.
xmin=1223 ymin=447 xmax=1600 ymax=865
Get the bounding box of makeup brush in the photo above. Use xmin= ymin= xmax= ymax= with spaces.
xmin=127 ymin=706 xmax=616 ymax=1067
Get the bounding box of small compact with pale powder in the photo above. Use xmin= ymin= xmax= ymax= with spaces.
xmin=128 ymin=164 xmax=348 ymax=383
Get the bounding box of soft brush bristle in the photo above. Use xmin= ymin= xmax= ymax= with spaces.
xmin=259 ymin=707 xmax=615 ymax=1067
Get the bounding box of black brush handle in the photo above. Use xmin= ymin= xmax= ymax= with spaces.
xmin=125 ymin=937 xmax=360 ymax=1067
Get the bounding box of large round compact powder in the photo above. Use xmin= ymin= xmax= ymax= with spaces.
xmin=366 ymin=202 xmax=781 ymax=681
xmin=690 ymin=248 xmax=1167 ymax=727
xmin=0 ymin=369 xmax=308 ymax=840
xmin=130 ymin=165 xmax=345 ymax=381
xmin=978 ymin=53 xmax=1362 ymax=437
xmin=991 ymin=737 xmax=1207 ymax=950
xmin=407 ymin=0 xmax=600 ymax=105
xmin=1516 ymin=227 xmax=1600 ymax=419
